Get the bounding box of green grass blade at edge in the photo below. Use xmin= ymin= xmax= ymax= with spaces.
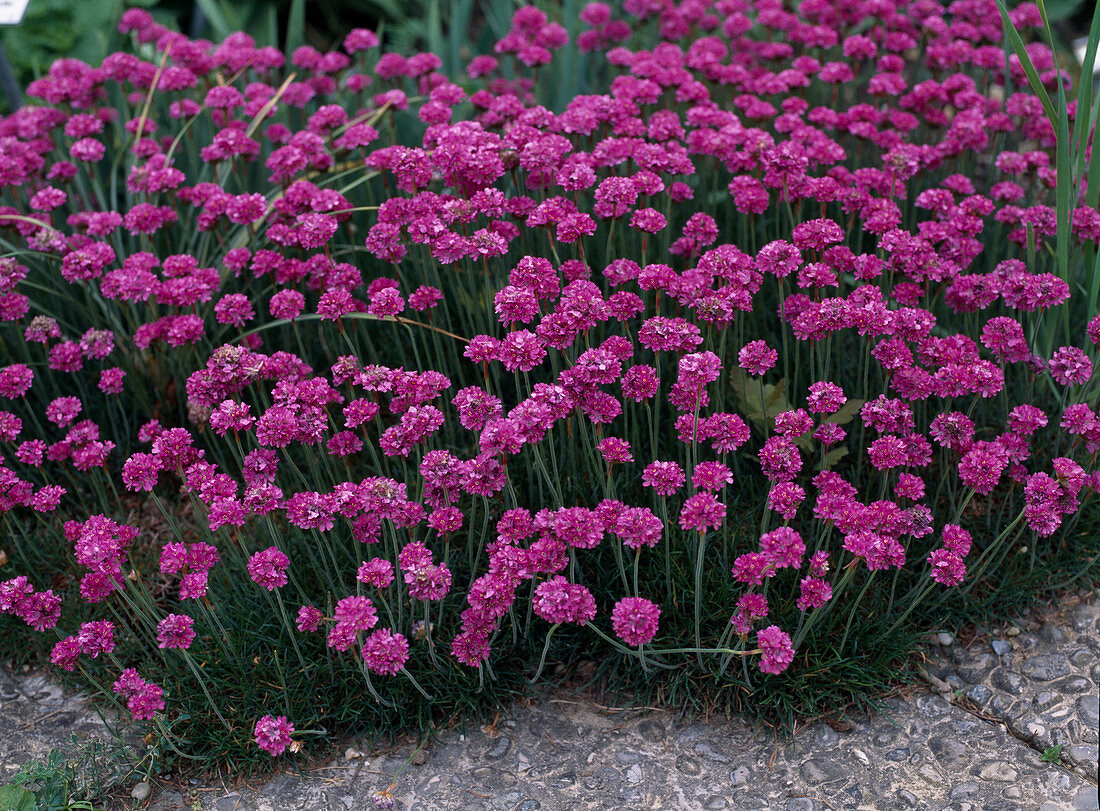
xmin=1071 ymin=0 xmax=1100 ymax=194
xmin=996 ymin=0 xmax=1059 ymax=127
xmin=285 ymin=0 xmax=307 ymax=59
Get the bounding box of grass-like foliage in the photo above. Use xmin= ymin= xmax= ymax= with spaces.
xmin=0 ymin=0 xmax=1098 ymax=774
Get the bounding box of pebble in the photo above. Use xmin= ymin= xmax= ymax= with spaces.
xmin=344 ymin=747 xmax=362 ymax=760
xmin=991 ymin=640 xmax=1011 ymax=656
xmin=1076 ymin=695 xmax=1099 ymax=728
xmin=937 ymin=632 xmax=955 ymax=646
xmin=130 ymin=782 xmax=152 ymax=801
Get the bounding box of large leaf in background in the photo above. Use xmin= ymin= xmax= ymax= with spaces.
xmin=0 ymin=0 xmax=154 ymax=109
xmin=0 ymin=785 xmax=35 ymax=811
xmin=1042 ymin=0 xmax=1089 ymax=21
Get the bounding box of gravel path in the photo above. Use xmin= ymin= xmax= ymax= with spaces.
xmin=2 ymin=592 xmax=1098 ymax=810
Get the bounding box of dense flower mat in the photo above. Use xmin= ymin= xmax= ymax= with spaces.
xmin=0 ymin=0 xmax=1097 ymax=764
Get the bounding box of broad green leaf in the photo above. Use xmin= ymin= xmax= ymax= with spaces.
xmin=822 ymin=398 xmax=865 ymax=427
xmin=730 ymin=370 xmax=793 ymax=428
xmin=0 ymin=785 xmax=36 ymax=811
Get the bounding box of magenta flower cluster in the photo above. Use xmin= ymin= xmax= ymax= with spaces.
xmin=0 ymin=0 xmax=1095 ymax=759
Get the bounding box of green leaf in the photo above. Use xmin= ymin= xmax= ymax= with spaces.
xmin=729 ymin=369 xmax=793 ymax=428
xmin=193 ymin=0 xmax=234 ymax=40
xmin=1075 ymin=0 xmax=1100 ymax=212
xmin=285 ymin=0 xmax=306 ymax=59
xmin=822 ymin=398 xmax=865 ymax=427
xmin=994 ymin=0 xmax=1058 ymax=126
xmin=1040 ymin=744 xmax=1063 ymax=763
xmin=0 ymin=785 xmax=36 ymax=811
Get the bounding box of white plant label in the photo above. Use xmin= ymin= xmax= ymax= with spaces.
xmin=0 ymin=0 xmax=29 ymax=26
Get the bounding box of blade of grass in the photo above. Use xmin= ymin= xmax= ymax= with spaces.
xmin=448 ymin=0 xmax=476 ymax=79
xmin=285 ymin=0 xmax=306 ymax=58
xmin=995 ymin=0 xmax=1058 ymax=127
xmin=1035 ymin=0 xmax=1074 ymax=342
xmin=1071 ymin=0 xmax=1100 ymax=193
xmin=193 ymin=0 xmax=236 ymax=41
xmin=427 ymin=0 xmax=444 ymax=66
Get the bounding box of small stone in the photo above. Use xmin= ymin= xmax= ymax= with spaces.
xmin=693 ymin=742 xmax=731 ymax=763
xmin=1074 ymin=785 xmax=1099 ymax=811
xmin=1005 ymin=626 xmax=1021 ymax=637
xmin=1066 ymin=744 xmax=1099 ymax=765
xmin=1033 ymin=691 xmax=1059 ymax=711
xmin=949 ymin=781 xmax=979 ymax=798
xmin=704 ymin=797 xmax=727 ymax=810
xmin=929 ymin=736 xmax=968 ymax=767
xmin=130 ymin=782 xmax=152 ymax=801
xmin=897 ymin=790 xmax=919 ymax=807
xmin=976 ymin=761 xmax=1017 ymax=781
xmin=486 ymin=736 xmax=511 ymax=759
xmin=344 ymin=747 xmax=362 ymax=760
xmin=850 ymin=748 xmax=869 ymax=766
xmin=1021 ymin=654 xmax=1072 ymax=682
xmin=799 ymin=758 xmax=844 ymax=785
xmin=919 ymin=761 xmax=946 ymax=783
xmin=730 ymin=766 xmax=750 ymax=786
xmin=990 ymin=669 xmax=1026 ymax=695
xmin=937 ymin=632 xmax=954 ymax=646
xmin=615 ymin=750 xmax=641 ymax=765
xmin=989 ymin=694 xmax=1019 ymax=716
xmin=1076 ymin=695 xmax=1099 ymax=728
xmin=1024 ymin=720 xmax=1047 ymax=739
xmin=625 ymin=764 xmax=642 ymax=784
xmin=1051 ymin=676 xmax=1091 ymax=694
xmin=677 ymin=755 xmax=701 ymax=776
xmin=991 ymin=640 xmax=1011 ymax=656
xmin=1003 ymin=787 xmax=1022 ymax=799
xmin=965 ymin=685 xmax=992 ymax=706
xmin=1039 ymin=623 xmax=1066 ymax=644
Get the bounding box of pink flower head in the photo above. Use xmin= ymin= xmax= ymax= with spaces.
xmin=0 ymin=364 xmax=34 ymax=398
xmin=296 ymin=605 xmax=324 ymax=633
xmin=533 ymin=575 xmax=597 ymax=624
xmin=641 ymin=460 xmax=685 ymax=497
xmin=738 ymin=341 xmax=777 ymax=375
xmin=361 ymin=628 xmax=410 ymax=675
xmin=247 ymin=546 xmax=290 ymax=590
xmin=1048 ymin=346 xmax=1091 ymax=386
xmin=254 ymin=714 xmax=294 ymax=756
xmin=610 ymin=596 xmax=660 ymax=646
xmin=927 ymin=548 xmax=966 ymax=586
xmin=357 ymin=558 xmax=395 ymax=588
xmin=692 ymin=461 xmax=733 ymax=491
xmin=957 ymin=446 xmax=1008 ymax=495
xmin=156 ymin=613 xmax=196 ymax=649
xmin=598 ymin=437 xmax=633 ymax=464
xmin=806 ymin=381 xmax=845 ymax=414
xmin=795 ymin=577 xmax=832 ymax=611
xmin=270 ymin=289 xmax=305 ymax=320
xmin=678 ymin=493 xmax=727 ymax=533
xmin=756 ymin=625 xmax=795 ymax=674
xmin=759 ymin=527 xmax=805 ymax=569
